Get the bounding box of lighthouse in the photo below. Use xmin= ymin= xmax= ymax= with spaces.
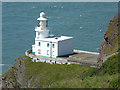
xmin=35 ymin=12 xmax=49 ymax=38
xmin=32 ymin=12 xmax=73 ymax=58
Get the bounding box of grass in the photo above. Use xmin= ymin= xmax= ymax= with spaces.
xmin=108 ymin=78 xmax=119 ymax=88
xmin=22 ymin=55 xmax=92 ymax=88
xmin=81 ymin=53 xmax=119 ymax=76
xmin=79 ymin=53 xmax=119 ymax=88
xmin=51 ymin=74 xmax=118 ymax=88
xmin=22 ymin=53 xmax=119 ymax=88
xmin=2 ymin=53 xmax=119 ymax=88
xmin=102 ymin=15 xmax=118 ymax=56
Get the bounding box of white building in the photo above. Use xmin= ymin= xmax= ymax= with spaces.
xmin=32 ymin=12 xmax=73 ymax=58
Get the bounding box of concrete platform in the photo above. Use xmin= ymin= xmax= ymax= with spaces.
xmin=25 ymin=49 xmax=99 ymax=67
xmin=58 ymin=50 xmax=99 ymax=67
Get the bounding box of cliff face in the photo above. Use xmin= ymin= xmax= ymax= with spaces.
xmin=2 ymin=57 xmax=27 ymax=88
xmin=97 ymin=15 xmax=119 ymax=63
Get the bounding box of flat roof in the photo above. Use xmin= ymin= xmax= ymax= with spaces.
xmin=35 ymin=36 xmax=73 ymax=42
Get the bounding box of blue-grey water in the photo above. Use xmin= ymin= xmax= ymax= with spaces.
xmin=2 ymin=2 xmax=118 ymax=74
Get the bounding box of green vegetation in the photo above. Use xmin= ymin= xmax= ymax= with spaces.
xmin=116 ymin=48 xmax=120 ymax=52
xmin=108 ymin=78 xmax=119 ymax=88
xmin=2 ymin=54 xmax=119 ymax=88
xmin=80 ymin=53 xmax=119 ymax=77
xmin=102 ymin=16 xmax=118 ymax=56
xmin=51 ymin=54 xmax=119 ymax=88
xmin=22 ymin=55 xmax=92 ymax=88
xmin=2 ymin=66 xmax=21 ymax=88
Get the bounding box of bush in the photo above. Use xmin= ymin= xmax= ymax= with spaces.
xmin=108 ymin=79 xmax=119 ymax=88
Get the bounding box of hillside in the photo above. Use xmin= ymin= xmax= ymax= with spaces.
xmin=1 ymin=55 xmax=92 ymax=88
xmin=1 ymin=53 xmax=119 ymax=88
xmin=97 ymin=15 xmax=119 ymax=63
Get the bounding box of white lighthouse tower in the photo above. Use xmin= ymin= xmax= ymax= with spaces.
xmin=32 ymin=12 xmax=73 ymax=58
xmin=35 ymin=12 xmax=49 ymax=38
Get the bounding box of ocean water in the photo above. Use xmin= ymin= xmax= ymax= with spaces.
xmin=2 ymin=2 xmax=118 ymax=74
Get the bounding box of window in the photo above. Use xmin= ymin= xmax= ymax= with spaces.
xmin=52 ymin=44 xmax=55 ymax=48
xmin=37 ymin=20 xmax=40 ymax=27
xmin=38 ymin=49 xmax=41 ymax=54
xmin=38 ymin=42 xmax=40 ymax=46
xmin=46 ymin=20 xmax=48 ymax=27
xmin=47 ymin=43 xmax=49 ymax=47
xmin=47 ymin=50 xmax=49 ymax=55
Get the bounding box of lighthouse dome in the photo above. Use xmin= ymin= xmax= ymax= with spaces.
xmin=40 ymin=12 xmax=45 ymax=18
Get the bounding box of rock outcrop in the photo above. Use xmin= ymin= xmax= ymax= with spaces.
xmin=97 ymin=15 xmax=119 ymax=63
xmin=2 ymin=57 xmax=27 ymax=88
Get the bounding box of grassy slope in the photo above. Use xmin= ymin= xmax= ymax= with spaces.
xmin=2 ymin=53 xmax=119 ymax=88
xmin=21 ymin=53 xmax=118 ymax=88
xmin=22 ymin=55 xmax=92 ymax=88
xmin=80 ymin=53 xmax=119 ymax=88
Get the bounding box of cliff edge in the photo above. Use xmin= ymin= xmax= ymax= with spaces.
xmin=97 ymin=15 xmax=119 ymax=63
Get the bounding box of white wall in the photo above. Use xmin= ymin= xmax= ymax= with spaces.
xmin=32 ymin=45 xmax=36 ymax=52
xmin=58 ymin=38 xmax=73 ymax=56
xmin=34 ymin=40 xmax=58 ymax=58
xmin=35 ymin=40 xmax=48 ymax=56
xmin=33 ymin=38 xmax=73 ymax=58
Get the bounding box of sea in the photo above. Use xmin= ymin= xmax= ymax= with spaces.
xmin=2 ymin=2 xmax=118 ymax=74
